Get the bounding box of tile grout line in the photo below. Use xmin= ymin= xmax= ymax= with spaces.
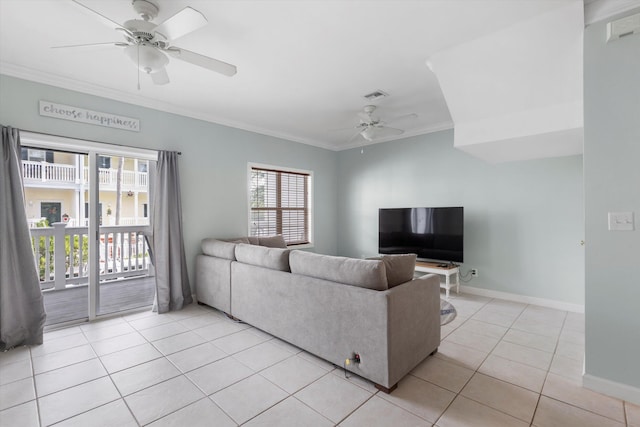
xmin=435 ymin=297 xmax=520 ymax=426
xmin=8 ymin=300 xmax=618 ymax=427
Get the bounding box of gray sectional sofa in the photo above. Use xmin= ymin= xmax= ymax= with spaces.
xmin=195 ymin=237 xmax=441 ymax=392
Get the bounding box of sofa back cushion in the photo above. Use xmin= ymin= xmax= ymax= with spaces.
xmin=201 ymin=239 xmax=237 ymax=260
xmin=235 ymin=243 xmax=291 ymax=272
xmin=289 ymin=251 xmax=388 ymax=291
xmin=368 ymin=254 xmax=417 ymax=288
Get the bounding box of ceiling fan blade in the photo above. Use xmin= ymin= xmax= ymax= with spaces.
xmin=349 ymin=130 xmax=364 ymax=142
xmin=154 ymin=7 xmax=207 ymax=41
xmin=372 ymin=126 xmax=405 ymax=138
xmin=384 ymin=113 xmax=418 ymax=125
xmin=52 ymin=42 xmax=126 ymax=49
xmin=166 ymin=47 xmax=237 ymax=76
xmin=71 ymin=0 xmax=128 ymax=33
xmin=150 ymin=68 xmax=170 ymax=85
xmin=328 ymin=125 xmax=358 ymax=132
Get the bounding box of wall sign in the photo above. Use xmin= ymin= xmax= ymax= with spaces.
xmin=39 ymin=101 xmax=140 ymax=132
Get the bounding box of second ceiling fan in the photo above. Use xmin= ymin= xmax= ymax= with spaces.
xmin=346 ymin=105 xmax=417 ymax=142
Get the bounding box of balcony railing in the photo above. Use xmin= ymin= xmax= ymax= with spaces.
xmin=22 ymin=160 xmax=76 ymax=183
xmin=30 ymin=223 xmax=152 ymax=291
xmin=88 ymin=167 xmax=149 ymax=191
xmin=22 ymin=160 xmax=148 ymax=191
xmin=28 ymin=217 xmax=150 ymax=228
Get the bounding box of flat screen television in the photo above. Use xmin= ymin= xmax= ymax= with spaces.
xmin=379 ymin=207 xmax=464 ymax=263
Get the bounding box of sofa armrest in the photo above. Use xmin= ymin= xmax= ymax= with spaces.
xmin=195 ymin=254 xmax=232 ymax=313
xmin=385 ymin=274 xmax=441 ymax=387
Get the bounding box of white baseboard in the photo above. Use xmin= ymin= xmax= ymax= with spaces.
xmin=583 ymin=373 xmax=640 ymax=405
xmin=459 ymin=285 xmax=585 ymax=313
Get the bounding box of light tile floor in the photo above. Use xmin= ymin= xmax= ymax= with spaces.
xmin=1 ymin=293 xmax=639 ymax=426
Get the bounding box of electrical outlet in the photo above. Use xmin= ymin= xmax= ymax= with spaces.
xmin=471 ymin=268 xmax=478 ymax=277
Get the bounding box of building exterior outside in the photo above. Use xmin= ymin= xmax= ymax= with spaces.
xmin=22 ymin=148 xmax=149 ymax=227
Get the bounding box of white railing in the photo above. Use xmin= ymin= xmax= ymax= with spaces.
xmin=30 ymin=223 xmax=152 ymax=291
xmin=28 ymin=217 xmax=150 ymax=228
xmin=86 ymin=167 xmax=148 ymax=191
xmin=21 ymin=161 xmax=148 ymax=192
xmin=22 ymin=161 xmax=76 ymax=183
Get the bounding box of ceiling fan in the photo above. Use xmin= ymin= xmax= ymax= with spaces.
xmin=341 ymin=105 xmax=417 ymax=142
xmin=54 ymin=0 xmax=237 ymax=87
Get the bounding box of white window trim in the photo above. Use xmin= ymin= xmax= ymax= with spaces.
xmin=21 ymin=132 xmax=158 ymax=161
xmin=247 ymin=162 xmax=314 ymax=249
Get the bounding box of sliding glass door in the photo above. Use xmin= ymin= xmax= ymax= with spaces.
xmin=23 ymin=147 xmax=90 ymax=325
xmin=96 ymin=154 xmax=155 ymax=316
xmin=22 ymin=134 xmax=156 ymax=326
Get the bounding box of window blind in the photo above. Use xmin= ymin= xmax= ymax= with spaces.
xmin=250 ymin=166 xmax=310 ymax=245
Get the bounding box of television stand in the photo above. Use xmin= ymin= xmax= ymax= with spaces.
xmin=415 ymin=261 xmax=460 ymax=300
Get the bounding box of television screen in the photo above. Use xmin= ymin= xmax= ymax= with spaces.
xmin=379 ymin=207 xmax=464 ymax=263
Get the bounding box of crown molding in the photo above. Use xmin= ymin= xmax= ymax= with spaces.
xmin=1 ymin=62 xmax=454 ymax=153
xmin=584 ymin=0 xmax=640 ymax=25
xmin=0 ymin=62 xmax=337 ymax=151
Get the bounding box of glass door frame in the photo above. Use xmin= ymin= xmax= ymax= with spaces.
xmin=22 ymin=132 xmax=157 ymax=322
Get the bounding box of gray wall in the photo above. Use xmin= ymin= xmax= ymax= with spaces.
xmin=0 ymin=73 xmax=587 ymax=308
xmin=0 ymin=75 xmax=338 ymax=290
xmin=584 ymin=11 xmax=640 ymax=390
xmin=336 ymin=130 xmax=584 ymax=305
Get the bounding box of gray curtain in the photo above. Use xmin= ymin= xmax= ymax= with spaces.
xmin=0 ymin=126 xmax=46 ymax=350
xmin=151 ymin=151 xmax=192 ymax=313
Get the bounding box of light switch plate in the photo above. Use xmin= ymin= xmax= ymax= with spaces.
xmin=608 ymin=212 xmax=634 ymax=231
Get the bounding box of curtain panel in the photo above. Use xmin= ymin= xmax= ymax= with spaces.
xmin=0 ymin=126 xmax=46 ymax=350
xmin=151 ymin=151 xmax=192 ymax=313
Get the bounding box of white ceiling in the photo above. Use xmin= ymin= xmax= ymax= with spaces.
xmin=0 ymin=0 xmax=581 ymax=151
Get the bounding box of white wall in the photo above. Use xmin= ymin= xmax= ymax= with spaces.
xmin=583 ymin=9 xmax=640 ymax=401
xmin=336 ymin=130 xmax=584 ymax=305
xmin=0 ymin=75 xmax=339 ymax=289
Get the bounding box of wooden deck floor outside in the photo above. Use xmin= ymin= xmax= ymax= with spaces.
xmin=42 ymin=275 xmax=156 ymax=326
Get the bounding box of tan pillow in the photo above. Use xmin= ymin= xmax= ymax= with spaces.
xmin=226 ymin=237 xmax=250 ymax=244
xmin=368 ymin=254 xmax=417 ymax=288
xmin=258 ymin=235 xmax=287 ymax=248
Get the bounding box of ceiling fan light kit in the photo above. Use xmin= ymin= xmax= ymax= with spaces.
xmin=58 ymin=0 xmax=237 ymax=87
xmin=124 ymin=44 xmax=168 ymax=74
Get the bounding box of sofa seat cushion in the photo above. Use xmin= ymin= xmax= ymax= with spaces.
xmin=201 ymin=239 xmax=237 ymax=260
xmin=235 ymin=243 xmax=291 ymax=272
xmin=290 ymin=251 xmax=388 ymax=291
xmin=368 ymin=254 xmax=417 ymax=288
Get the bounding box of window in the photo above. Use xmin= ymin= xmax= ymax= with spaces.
xmin=138 ymin=161 xmax=148 ymax=173
xmin=21 ymin=148 xmax=53 ymax=162
xmin=98 ymin=156 xmax=111 ymax=169
xmin=249 ymin=165 xmax=312 ymax=246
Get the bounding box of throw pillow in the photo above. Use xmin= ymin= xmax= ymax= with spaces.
xmin=258 ymin=235 xmax=287 ymax=248
xmin=226 ymin=237 xmax=250 ymax=244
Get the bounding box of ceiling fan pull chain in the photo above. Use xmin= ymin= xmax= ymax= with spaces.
xmin=137 ymin=44 xmax=141 ymax=90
